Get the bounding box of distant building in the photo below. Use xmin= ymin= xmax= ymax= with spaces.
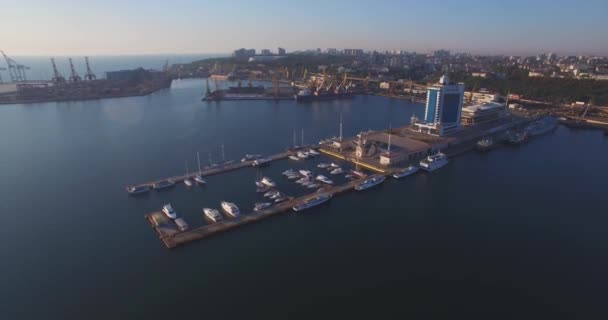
xmin=413 ymin=75 xmax=465 ymax=136
xmin=463 ymin=91 xmax=499 ymax=103
xmin=389 ymin=56 xmax=402 ymax=68
xmin=327 ymin=48 xmax=338 ymax=55
xmin=105 ymin=68 xmax=164 ymax=82
xmin=278 ymin=47 xmax=286 ymax=55
xmin=461 ymin=102 xmax=508 ymax=126
xmin=232 ymin=48 xmax=256 ymax=58
xmin=471 ymin=72 xmax=488 ymax=78
xmin=261 ymin=49 xmax=272 ymax=56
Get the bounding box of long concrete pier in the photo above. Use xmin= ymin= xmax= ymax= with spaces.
xmin=128 ymin=151 xmax=293 ymax=190
xmin=145 ymin=173 xmax=386 ymax=249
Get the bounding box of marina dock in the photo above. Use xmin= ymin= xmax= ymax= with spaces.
xmin=127 ymin=150 xmax=295 ymax=190
xmin=141 ymin=116 xmax=537 ymax=249
xmin=145 ymin=173 xmax=386 ymax=249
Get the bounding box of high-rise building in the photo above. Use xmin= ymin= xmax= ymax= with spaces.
xmin=414 ymin=75 xmax=465 ymax=136
xmin=278 ymin=47 xmax=286 ymax=55
xmin=261 ymin=49 xmax=272 ymax=55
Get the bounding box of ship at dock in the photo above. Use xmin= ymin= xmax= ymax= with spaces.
xmin=294 ymin=73 xmax=356 ymax=102
xmin=526 ymin=116 xmax=558 ymax=137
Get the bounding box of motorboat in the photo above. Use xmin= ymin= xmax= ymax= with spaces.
xmin=261 ymin=177 xmax=276 ymax=187
xmin=126 ymin=185 xmax=150 ymax=195
xmin=252 ymin=158 xmax=272 ymax=167
xmin=315 ymin=175 xmax=334 ymax=184
xmin=297 ymin=152 xmax=309 ymax=159
xmin=221 ymin=201 xmax=240 ymax=218
xmin=193 ymin=175 xmax=206 ymax=184
xmin=184 ymin=178 xmax=194 ymax=187
xmin=241 ymin=154 xmax=262 ymax=162
xmin=299 ymin=170 xmax=312 ymax=177
xmin=308 ymin=149 xmax=320 ymax=156
xmin=162 ymin=204 xmax=177 ymax=219
xmin=293 ymin=194 xmax=332 ymax=212
xmin=330 ymin=168 xmax=343 ymax=175
xmin=254 ymin=202 xmax=272 ymax=212
xmin=289 ymin=155 xmax=300 ymax=161
xmin=153 ymin=180 xmax=175 ymax=190
xmin=203 ymin=208 xmax=223 ymax=222
xmin=355 ymin=176 xmax=386 ymax=191
xmin=317 ymin=163 xmax=330 ymax=169
xmin=419 ymin=152 xmax=449 ymax=172
xmin=392 ymin=166 xmax=419 ymax=179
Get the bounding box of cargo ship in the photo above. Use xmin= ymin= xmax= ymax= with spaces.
xmin=294 ymin=87 xmax=355 ymax=102
xmin=526 ymin=116 xmax=558 ymax=136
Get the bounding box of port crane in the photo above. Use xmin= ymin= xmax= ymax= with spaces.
xmin=1 ymin=50 xmax=29 ymax=82
xmin=68 ymin=58 xmax=82 ymax=82
xmin=50 ymin=58 xmax=66 ymax=84
xmin=84 ymin=57 xmax=96 ymax=80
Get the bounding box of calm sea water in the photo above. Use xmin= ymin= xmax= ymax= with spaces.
xmin=1 ymin=78 xmax=607 ymax=319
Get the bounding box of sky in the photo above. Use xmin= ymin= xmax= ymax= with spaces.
xmin=1 ymin=0 xmax=608 ymax=56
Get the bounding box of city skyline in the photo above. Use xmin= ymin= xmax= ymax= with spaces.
xmin=2 ymin=0 xmax=608 ymax=56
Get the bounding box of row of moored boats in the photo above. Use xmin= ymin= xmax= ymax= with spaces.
xmin=127 ymin=174 xmax=206 ymax=195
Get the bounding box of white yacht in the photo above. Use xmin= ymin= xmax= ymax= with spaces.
xmin=282 ymin=169 xmax=295 ymax=176
xmin=330 ymin=167 xmax=343 ymax=175
xmin=315 ymin=175 xmax=334 ymax=184
xmin=261 ymin=177 xmax=276 ymax=187
xmin=308 ymin=149 xmax=320 ymax=156
xmin=351 ymin=170 xmax=367 ymax=178
xmin=297 ymin=152 xmax=309 ymax=159
xmin=299 ymin=170 xmax=312 ymax=177
xmin=255 ymin=181 xmax=265 ymax=188
xmin=355 ymin=176 xmax=386 ymax=191
xmin=184 ymin=178 xmax=194 ymax=187
xmin=264 ymin=190 xmax=279 ymax=198
xmin=162 ymin=204 xmax=177 ymax=219
xmin=194 ymin=175 xmax=206 ymax=184
xmin=317 ymin=163 xmax=330 ymax=169
xmin=254 ymin=202 xmax=272 ymax=212
xmin=221 ymin=201 xmax=240 ymax=218
xmin=393 ymin=166 xmax=419 ymax=178
xmin=289 ymin=155 xmax=300 ymax=161
xmin=419 ymin=152 xmax=449 ymax=172
xmin=203 ymin=208 xmax=223 ymax=222
xmin=252 ymin=158 xmax=272 ymax=167
xmin=330 ymin=162 xmax=340 ymax=168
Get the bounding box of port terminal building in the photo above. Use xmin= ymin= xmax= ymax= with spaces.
xmin=461 ymin=102 xmax=509 ymax=126
xmin=413 ymin=75 xmax=465 ymax=136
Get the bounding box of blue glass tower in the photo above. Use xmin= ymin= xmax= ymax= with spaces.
xmin=416 ymin=75 xmax=465 ymax=136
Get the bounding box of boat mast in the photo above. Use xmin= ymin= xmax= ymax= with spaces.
xmin=186 ymin=161 xmax=189 ymax=175
xmin=387 ymin=123 xmax=392 ymax=155
xmin=197 ymin=152 xmax=201 ymax=173
xmin=221 ymin=144 xmax=225 ymax=161
xmin=208 ymin=152 xmax=212 ymax=165
xmin=293 ymin=130 xmax=296 ymax=147
xmin=301 ymin=128 xmax=304 ymax=146
xmin=339 ymin=112 xmax=343 ymax=142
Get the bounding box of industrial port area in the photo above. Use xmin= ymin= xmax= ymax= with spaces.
xmin=0 ymin=50 xmax=171 ymax=104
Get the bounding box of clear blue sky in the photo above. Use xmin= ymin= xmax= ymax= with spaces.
xmin=2 ymin=0 xmax=607 ymax=56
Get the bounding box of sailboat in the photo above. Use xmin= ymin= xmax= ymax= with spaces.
xmin=194 ymin=151 xmax=206 ymax=184
xmin=183 ymin=161 xmax=194 ymax=187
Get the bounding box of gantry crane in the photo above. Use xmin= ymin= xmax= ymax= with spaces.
xmin=50 ymin=58 xmax=66 ymax=84
xmin=1 ymin=50 xmax=29 ymax=82
xmin=68 ymin=58 xmax=82 ymax=82
xmin=84 ymin=57 xmax=96 ymax=80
